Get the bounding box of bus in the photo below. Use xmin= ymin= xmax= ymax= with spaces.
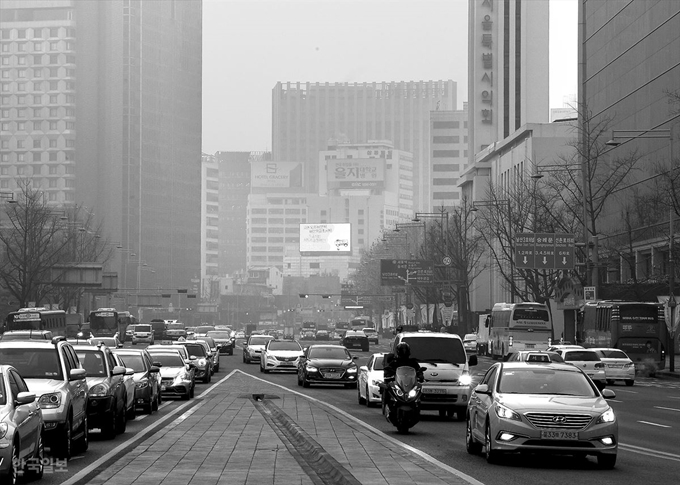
xmin=350 ymin=316 xmax=374 ymax=331
xmin=300 ymin=321 xmax=317 ymax=340
xmin=88 ymin=308 xmax=128 ymax=339
xmin=3 ymin=308 xmax=67 ymax=335
xmin=579 ymin=300 xmax=666 ymax=372
xmin=489 ymin=302 xmax=554 ymax=359
xmin=335 ymin=321 xmax=350 ymax=338
xmin=117 ymin=311 xmax=136 ymax=343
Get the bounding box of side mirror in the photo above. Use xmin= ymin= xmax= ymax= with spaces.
xmin=353 ymin=356 xmax=358 ymax=360
xmin=16 ymin=391 xmax=36 ymax=405
xmin=189 ymin=355 xmax=197 ymax=360
xmin=149 ymin=366 xmax=160 ymax=373
xmin=112 ymin=365 xmax=126 ymax=376
xmin=70 ymin=368 xmax=87 ymax=381
xmin=601 ymin=388 xmax=616 ymax=399
xmin=468 ymin=355 xmax=478 ymax=366
xmin=153 ymin=361 xmax=162 ymax=367
xmin=419 ymin=367 xmax=428 ymax=373
xmin=473 ymin=383 xmax=490 ymax=394
xmin=125 ymin=367 xmax=135 ymax=376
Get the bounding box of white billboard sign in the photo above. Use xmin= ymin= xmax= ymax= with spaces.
xmin=299 ymin=223 xmax=351 ymax=253
xmin=251 ymin=162 xmax=303 ymax=188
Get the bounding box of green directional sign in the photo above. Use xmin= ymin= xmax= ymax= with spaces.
xmin=554 ymin=233 xmax=576 ymax=269
xmin=514 ymin=233 xmax=575 ymax=270
xmin=534 ymin=233 xmax=556 ymax=269
xmin=515 ymin=233 xmax=536 ymax=268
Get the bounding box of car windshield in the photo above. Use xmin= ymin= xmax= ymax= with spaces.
xmin=196 ymin=326 xmax=214 ymax=333
xmin=207 ymin=331 xmax=231 ymax=339
xmin=249 ymin=336 xmax=273 ymax=346
xmin=152 ymin=353 xmax=185 ymax=367
xmin=76 ymin=350 xmax=107 ymax=377
xmin=135 ymin=325 xmax=152 ymax=332
xmin=268 ymin=341 xmax=301 ymax=351
xmin=115 ymin=353 xmax=146 ymax=372
xmin=198 ymin=337 xmax=215 ymax=346
xmin=0 ymin=333 xmax=49 ymax=341
xmin=564 ymin=351 xmax=600 ymax=361
xmin=90 ymin=338 xmax=117 ymax=347
xmin=403 ymin=337 xmax=467 ymax=364
xmin=309 ymin=347 xmax=350 ymax=360
xmin=372 ymin=356 xmax=385 ymax=370
xmin=363 ymin=329 xmax=376 ymax=334
xmin=0 ymin=348 xmax=64 ymax=379
xmin=0 ymin=374 xmax=6 ymax=405
xmin=597 ymin=350 xmax=628 ymax=359
xmin=184 ymin=344 xmax=207 ymax=357
xmin=498 ymin=368 xmax=596 ymax=396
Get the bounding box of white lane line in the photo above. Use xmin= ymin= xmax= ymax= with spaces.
xmin=60 ymin=369 xmax=238 ymax=485
xmin=668 ymin=395 xmax=680 ymax=399
xmin=654 ymin=406 xmax=680 ymax=412
xmin=619 ymin=443 xmax=680 ymax=462
xmin=615 ymin=389 xmax=638 ymax=394
xmin=637 ymin=420 xmax=671 ymax=428
xmin=134 ymin=401 xmax=173 ymax=421
xmin=237 ymin=370 xmax=485 ymax=485
xmin=608 ymin=399 xmax=623 ymax=403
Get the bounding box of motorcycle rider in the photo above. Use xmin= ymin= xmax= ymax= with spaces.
xmin=382 ymin=342 xmax=423 ymax=420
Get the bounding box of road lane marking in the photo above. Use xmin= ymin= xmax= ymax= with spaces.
xmin=615 ymin=389 xmax=638 ymax=394
xmin=654 ymin=406 xmax=680 ymax=412
xmin=237 ymin=370 xmax=485 ymax=485
xmin=60 ymin=369 xmax=238 ymax=485
xmin=619 ymin=443 xmax=680 ymax=462
xmin=133 ymin=401 xmax=172 ymax=421
xmin=637 ymin=420 xmax=671 ymax=428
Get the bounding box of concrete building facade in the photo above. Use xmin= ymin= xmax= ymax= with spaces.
xmin=429 ymin=106 xmax=469 ymax=209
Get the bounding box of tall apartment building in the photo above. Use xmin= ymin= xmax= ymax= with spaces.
xmin=272 ymin=80 xmax=457 ymax=212
xmin=201 ymin=153 xmax=219 ymax=299
xmin=0 ymin=1 xmax=203 ymax=296
xmin=429 ymin=106 xmax=469 ymax=209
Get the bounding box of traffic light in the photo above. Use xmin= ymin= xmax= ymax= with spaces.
xmin=321 ymin=295 xmax=332 ymax=299
xmin=299 ymin=294 xmax=309 ymax=298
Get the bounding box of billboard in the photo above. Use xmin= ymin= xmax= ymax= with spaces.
xmin=299 ymin=223 xmax=351 ymax=253
xmin=327 ymin=158 xmax=385 ymax=189
xmin=251 ymin=161 xmax=303 ymax=188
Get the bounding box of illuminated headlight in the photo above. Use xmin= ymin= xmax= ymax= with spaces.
xmin=39 ymin=392 xmax=62 ymax=409
xmin=393 ymin=386 xmax=404 ymax=397
xmin=346 ymin=367 xmax=357 ymax=373
xmin=407 ymin=388 xmax=418 ymax=398
xmin=306 ymin=365 xmax=318 ymax=372
xmin=198 ymin=359 xmax=207 ymax=367
xmin=596 ymin=407 xmax=616 ymax=424
xmin=89 ymin=384 xmax=109 ymax=397
xmin=495 ymin=402 xmax=521 ymax=421
xmin=0 ymin=423 xmax=8 ymax=439
xmin=600 ymin=437 xmax=615 ymax=445
xmin=136 ymin=380 xmax=149 ymax=389
xmin=458 ymin=373 xmax=472 ymax=386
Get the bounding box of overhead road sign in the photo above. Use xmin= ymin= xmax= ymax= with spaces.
xmin=514 ymin=233 xmax=575 ymax=270
xmin=380 ymin=259 xmax=434 ymax=286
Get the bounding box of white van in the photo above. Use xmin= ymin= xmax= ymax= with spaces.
xmin=391 ymin=331 xmax=477 ymax=420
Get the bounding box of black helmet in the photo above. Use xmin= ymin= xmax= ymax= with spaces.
xmin=396 ymin=342 xmax=411 ymax=359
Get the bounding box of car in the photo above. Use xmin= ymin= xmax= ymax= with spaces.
xmin=131 ymin=323 xmax=155 ymax=345
xmin=194 ymin=325 xmax=215 ymax=337
xmin=195 ymin=336 xmax=220 ymax=372
xmin=111 ymin=352 xmax=137 ymax=421
xmin=362 ymin=328 xmax=379 ymax=345
xmin=466 ymin=361 xmax=618 ymax=468
xmin=546 ymin=344 xmax=584 ymax=352
xmin=463 ymin=333 xmax=478 ymax=353
xmin=242 ymin=334 xmax=275 ymax=364
xmin=147 ymin=343 xmax=191 ymax=361
xmin=297 ymin=344 xmax=359 ymax=388
xmin=506 ymin=351 xmax=564 ymax=363
xmin=176 ymin=341 xmax=213 ymax=383
xmin=315 ymin=329 xmax=330 ymax=340
xmin=0 ymin=337 xmax=89 ymax=460
xmin=0 ymin=364 xmax=45 ymax=482
xmin=151 ymin=351 xmax=195 ymax=400
xmin=165 ymin=323 xmax=187 ymax=341
xmin=89 ymin=336 xmax=123 ymax=348
xmin=591 ymin=348 xmax=636 ymax=386
xmin=234 ymin=331 xmax=246 ymax=340
xmin=125 ymin=325 xmax=137 ymax=341
xmin=259 ymin=339 xmax=304 ymax=373
xmin=0 ymin=329 xmax=53 ymax=341
xmin=341 ymin=330 xmax=370 ymax=351
xmin=73 ymin=343 xmax=128 ymax=439
xmin=206 ymin=330 xmax=235 ymax=356
xmin=357 ymin=352 xmax=386 ymax=407
xmin=111 ymin=349 xmax=162 ymax=414
xmin=552 ymin=348 xmax=607 ymax=390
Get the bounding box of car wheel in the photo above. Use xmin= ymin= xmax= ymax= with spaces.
xmin=203 ymin=372 xmax=210 ymax=383
xmin=259 ymin=364 xmax=264 ymax=373
xmin=8 ymin=439 xmax=19 ymax=484
xmin=625 ymin=380 xmax=634 ymax=387
xmin=597 ymin=453 xmax=617 ymax=469
xmin=24 ymin=428 xmax=45 ymax=479
xmin=439 ymin=409 xmax=448 ymax=419
xmin=77 ymin=415 xmax=89 ymax=453
xmin=242 ymin=353 xmax=246 ymax=363
xmin=54 ymin=415 xmax=72 ymax=460
xmin=302 ymin=373 xmax=310 ymax=388
xmin=455 ymin=409 xmax=466 ymax=421
xmin=228 ymin=349 xmax=233 ymax=356
xmin=358 ymin=384 xmax=366 ymax=405
xmin=102 ymin=407 xmax=117 ymax=439
xmin=116 ymin=402 xmax=127 ymax=434
xmin=606 ymin=379 xmax=615 ymax=385
xmin=485 ymin=422 xmax=500 ymax=464
xmin=126 ymin=401 xmax=136 ymax=421
xmin=144 ymin=398 xmax=153 ymax=414
xmin=466 ymin=417 xmax=482 ymax=455
xmin=215 ymin=364 xmax=220 ymax=373
xmin=297 ymin=371 xmax=303 ymax=386
xmin=190 ymin=384 xmax=195 ymax=398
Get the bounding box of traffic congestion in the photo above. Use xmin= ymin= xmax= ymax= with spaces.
xmin=0 ymin=310 xmax=678 ymax=484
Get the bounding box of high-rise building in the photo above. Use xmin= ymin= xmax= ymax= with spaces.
xmin=272 ymin=80 xmax=457 ymax=212
xmin=0 ymin=1 xmax=203 ymax=297
xmin=429 ymin=105 xmax=469 ymax=209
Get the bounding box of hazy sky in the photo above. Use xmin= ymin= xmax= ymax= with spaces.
xmin=202 ymin=0 xmax=577 ymax=154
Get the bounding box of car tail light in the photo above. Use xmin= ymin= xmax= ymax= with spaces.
xmin=595 ymin=363 xmax=605 ymax=369
xmin=509 ymin=336 xmax=513 ymax=347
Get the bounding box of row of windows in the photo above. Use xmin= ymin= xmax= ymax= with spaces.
xmin=433 ymin=135 xmax=468 ymax=144
xmin=2 ymin=138 xmax=75 ymax=149
xmin=1 ymin=151 xmax=75 ymax=163
xmin=0 ymin=178 xmax=74 ymax=190
xmin=0 ymin=27 xmax=75 ymax=41
xmin=250 ymin=227 xmax=300 ymax=234
xmin=2 ymin=80 xmax=74 ymax=93
xmin=1 ymin=93 xmax=75 ymax=105
xmin=0 ymin=107 xmax=75 ymax=119
xmin=1 ymin=54 xmax=76 ymax=66
xmin=432 ymin=120 xmax=467 ymax=129
xmin=1 ymin=40 xmax=72 ymax=53
xmin=250 ymin=237 xmax=300 ymax=243
xmin=433 ymin=150 xmax=466 ymax=158
xmin=433 ymin=192 xmax=461 ymax=200
xmin=250 ymin=218 xmax=305 ymax=225
xmin=432 ymin=178 xmax=458 ymax=186
xmin=0 ymin=120 xmax=74 ymax=131
xmin=433 ymin=164 xmax=461 ymax=172
xmin=0 ymin=164 xmax=73 ymax=176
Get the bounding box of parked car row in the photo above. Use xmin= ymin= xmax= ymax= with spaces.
xmin=0 ymin=333 xmax=228 ymax=482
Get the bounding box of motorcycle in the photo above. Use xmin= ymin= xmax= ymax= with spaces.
xmin=381 ymin=366 xmax=423 ymax=433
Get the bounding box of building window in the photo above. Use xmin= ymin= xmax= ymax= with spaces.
xmin=309 ymin=263 xmax=320 ymax=269
xmin=433 ymin=150 xmax=459 ymax=158
xmin=33 ymin=139 xmax=41 ymax=148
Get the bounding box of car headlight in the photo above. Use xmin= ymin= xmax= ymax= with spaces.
xmin=596 ymin=407 xmax=616 ymax=424
xmin=407 ymin=388 xmax=418 ymax=398
xmin=495 ymin=402 xmax=521 ymax=421
xmin=90 ymin=383 xmax=109 ymax=397
xmin=136 ymin=380 xmax=149 ymax=389
xmin=198 ymin=358 xmax=207 ymax=367
xmin=346 ymin=367 xmax=357 ymax=373
xmin=306 ymin=365 xmax=318 ymax=372
xmin=266 ymin=354 xmax=278 ymax=361
xmin=38 ymin=392 xmax=62 ymax=409
xmin=458 ymin=373 xmax=472 ymax=386
xmin=0 ymin=423 xmax=8 ymax=439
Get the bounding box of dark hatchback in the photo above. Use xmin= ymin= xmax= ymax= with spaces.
xmin=297 ymin=344 xmax=359 ymax=388
xmin=341 ymin=330 xmax=369 ymax=351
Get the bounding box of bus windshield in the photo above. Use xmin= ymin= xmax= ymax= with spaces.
xmin=90 ymin=311 xmax=118 ymax=334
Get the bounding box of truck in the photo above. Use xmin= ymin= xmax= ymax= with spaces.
xmin=245 ymin=323 xmax=257 ymax=338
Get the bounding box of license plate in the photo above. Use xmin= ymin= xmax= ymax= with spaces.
xmin=422 ymin=388 xmax=446 ymax=394
xmin=540 ymin=430 xmax=578 ymax=440
xmin=608 ymin=364 xmax=623 ymax=368
xmin=280 ymin=362 xmax=294 ymax=366
xmin=161 ymin=340 xmax=172 ymax=345
xmin=525 ymin=344 xmax=535 ymax=348
xmin=323 ymin=372 xmax=342 ymax=379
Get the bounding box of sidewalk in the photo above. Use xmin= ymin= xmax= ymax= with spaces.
xmin=656 ymin=355 xmax=680 ymax=379
xmin=83 ymin=371 xmax=479 ymax=485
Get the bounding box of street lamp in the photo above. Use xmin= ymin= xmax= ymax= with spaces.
xmin=471 ymin=199 xmax=515 ymax=303
xmin=606 ymin=127 xmax=676 ymax=371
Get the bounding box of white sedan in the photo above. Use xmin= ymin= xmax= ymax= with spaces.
xmin=260 ymin=339 xmax=304 ymax=373
xmin=357 ymin=352 xmax=386 ymax=407
xmin=591 ymin=348 xmax=636 ymax=386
